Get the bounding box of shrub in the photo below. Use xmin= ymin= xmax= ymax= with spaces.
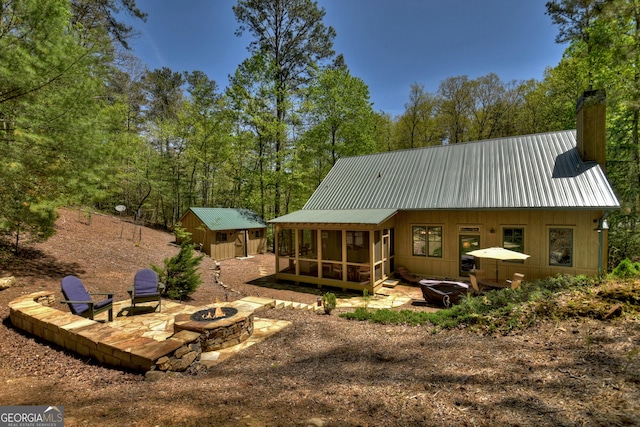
xmin=152 ymin=228 xmax=204 ymax=300
xmin=340 ymin=274 xmax=605 ymax=333
xmin=322 ymin=292 xmax=337 ymax=314
xmin=611 ymin=258 xmax=640 ymax=279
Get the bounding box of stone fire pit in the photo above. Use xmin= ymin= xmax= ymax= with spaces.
xmin=174 ymin=305 xmax=254 ymax=352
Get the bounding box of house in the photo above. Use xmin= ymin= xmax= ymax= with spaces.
xmin=179 ymin=207 xmax=267 ymax=260
xmin=269 ymin=90 xmax=620 ymax=293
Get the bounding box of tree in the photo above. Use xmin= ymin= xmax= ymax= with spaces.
xmin=140 ymin=67 xmax=186 ymax=226
xmin=546 ymin=0 xmax=640 ymax=264
xmin=396 ymin=83 xmax=441 ymax=149
xmin=182 ymin=71 xmax=233 ymax=209
xmin=372 ymin=111 xmax=395 ymax=152
xmin=233 ymin=0 xmax=336 ymax=217
xmin=546 ymin=0 xmax=608 ymax=88
xmin=70 ymin=0 xmax=147 ymax=49
xmin=437 ymin=76 xmax=473 ymax=144
xmin=152 ymin=228 xmax=204 ymax=300
xmin=227 ymin=54 xmax=281 ymax=218
xmin=304 ymin=66 xmax=376 ymax=169
xmin=0 ymin=0 xmax=111 ymax=250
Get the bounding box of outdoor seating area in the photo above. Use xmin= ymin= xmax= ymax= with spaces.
xmin=61 ymin=275 xmax=114 ymax=322
xmin=9 ymin=273 xmax=421 ymax=373
xmin=398 ymin=264 xmax=526 ymax=304
xmin=469 ymin=270 xmax=525 ymax=291
xmin=127 ymin=268 xmax=165 ymax=313
xmin=10 ymin=290 xmax=294 ymax=372
xmin=62 ymin=268 xmax=167 ymax=323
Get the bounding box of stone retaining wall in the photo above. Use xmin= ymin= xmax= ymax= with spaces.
xmin=8 ymin=291 xmax=202 ymax=372
xmin=174 ymin=311 xmax=254 ymax=352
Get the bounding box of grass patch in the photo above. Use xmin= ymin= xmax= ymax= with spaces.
xmin=340 ymin=274 xmax=640 ymax=333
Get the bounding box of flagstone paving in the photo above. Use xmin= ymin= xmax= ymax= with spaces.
xmin=8 ymin=284 xmax=426 ymax=373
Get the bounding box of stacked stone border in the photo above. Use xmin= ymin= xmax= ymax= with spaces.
xmin=8 ymin=291 xmax=318 ymax=373
xmin=174 ymin=311 xmax=254 ymax=352
xmin=8 ymin=291 xmax=204 ymax=372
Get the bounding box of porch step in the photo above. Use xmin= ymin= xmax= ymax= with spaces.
xmin=273 ymin=299 xmax=319 ymax=311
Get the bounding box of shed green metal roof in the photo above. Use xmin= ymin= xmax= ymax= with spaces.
xmin=268 ymin=209 xmax=398 ymax=225
xmin=303 ymin=130 xmax=620 ymax=211
xmin=186 ymin=208 xmax=267 ymax=231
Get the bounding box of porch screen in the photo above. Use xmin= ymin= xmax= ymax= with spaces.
xmin=347 ymin=231 xmax=369 ymax=263
xmin=277 ymin=229 xmax=294 ymax=257
xmin=298 ymin=229 xmax=318 ymax=259
xmin=321 ymin=230 xmax=342 ymax=261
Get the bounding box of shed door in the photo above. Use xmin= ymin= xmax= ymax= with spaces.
xmin=235 ymin=231 xmax=246 ymax=258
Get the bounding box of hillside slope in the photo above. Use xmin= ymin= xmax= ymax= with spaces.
xmin=0 ymin=208 xmax=638 ymax=426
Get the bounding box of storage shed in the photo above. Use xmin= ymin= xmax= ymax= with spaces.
xmin=179 ymin=208 xmax=267 ymax=260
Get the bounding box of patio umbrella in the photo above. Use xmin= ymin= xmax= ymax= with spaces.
xmin=466 ymin=247 xmax=530 ymax=282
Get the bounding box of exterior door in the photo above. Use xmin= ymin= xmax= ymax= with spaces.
xmin=235 ymin=231 xmax=246 ymax=258
xmin=459 ymin=234 xmax=480 ymax=276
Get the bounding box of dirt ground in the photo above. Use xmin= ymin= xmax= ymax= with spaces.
xmin=0 ymin=208 xmax=639 ymax=426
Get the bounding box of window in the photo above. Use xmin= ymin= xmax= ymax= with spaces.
xmin=503 ymin=227 xmax=524 ymax=262
xmin=346 ymin=231 xmax=365 ymax=249
xmin=412 ymin=226 xmax=426 ymax=256
xmin=549 ymin=228 xmax=573 ymax=267
xmin=413 ymin=226 xmax=442 ymax=257
xmin=254 ymin=229 xmax=264 ymax=238
xmin=347 ymin=230 xmax=369 ymax=263
xmin=216 ymin=232 xmax=227 ymax=243
xmin=427 ymin=226 xmax=442 ymax=257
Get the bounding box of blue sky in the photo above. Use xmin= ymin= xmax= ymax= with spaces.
xmin=120 ymin=0 xmax=567 ymax=116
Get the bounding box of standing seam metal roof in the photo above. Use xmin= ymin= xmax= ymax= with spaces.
xmin=187 ymin=208 xmax=267 ymax=231
xmin=302 ymin=130 xmax=620 ymax=211
xmin=268 ymin=209 xmax=398 ymax=224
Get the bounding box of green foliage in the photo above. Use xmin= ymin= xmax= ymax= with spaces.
xmin=152 ymin=228 xmax=204 ymax=300
xmin=340 ymin=274 xmax=603 ymax=333
xmin=233 ymin=0 xmax=336 ymax=217
xmin=611 ymin=258 xmax=640 ymax=279
xmin=321 ymin=292 xmax=337 ymax=314
xmin=361 ymin=288 xmax=371 ymax=310
xmin=0 ymin=0 xmax=111 ymax=250
xmin=607 ymin=210 xmax=640 ymax=270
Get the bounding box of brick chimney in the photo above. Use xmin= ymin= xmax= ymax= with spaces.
xmin=576 ymin=89 xmax=606 ymax=171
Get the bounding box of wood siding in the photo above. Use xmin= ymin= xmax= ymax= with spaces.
xmin=273 ymin=209 xmax=608 ymax=291
xmin=395 ymin=209 xmax=605 ymax=281
xmin=179 ymin=211 xmax=267 ymax=261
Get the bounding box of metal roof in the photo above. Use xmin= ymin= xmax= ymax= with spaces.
xmin=186 ymin=208 xmax=267 ymax=231
xmin=269 ymin=209 xmax=398 ymax=225
xmin=303 ymin=130 xmax=620 ymax=211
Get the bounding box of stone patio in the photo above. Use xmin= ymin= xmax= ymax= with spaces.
xmin=8 ymin=284 xmax=423 ymax=373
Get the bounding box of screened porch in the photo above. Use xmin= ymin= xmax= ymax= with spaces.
xmin=269 ymin=210 xmax=398 ymax=293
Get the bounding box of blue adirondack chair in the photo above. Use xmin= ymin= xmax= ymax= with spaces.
xmin=128 ymin=269 xmax=164 ymax=312
xmin=61 ymin=275 xmax=114 ymax=322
